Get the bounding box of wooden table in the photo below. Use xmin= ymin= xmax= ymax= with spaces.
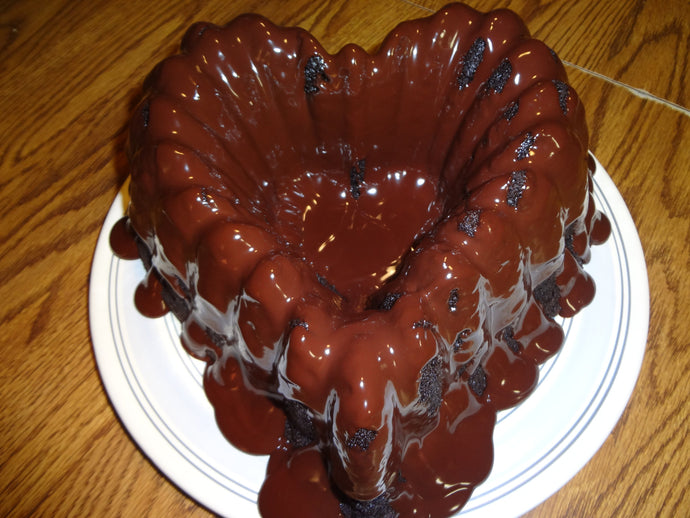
xmin=1 ymin=0 xmax=688 ymax=516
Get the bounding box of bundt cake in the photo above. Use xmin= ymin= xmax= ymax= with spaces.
xmin=111 ymin=3 xmax=611 ymax=516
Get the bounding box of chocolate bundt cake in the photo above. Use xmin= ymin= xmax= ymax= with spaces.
xmin=111 ymin=3 xmax=611 ymax=516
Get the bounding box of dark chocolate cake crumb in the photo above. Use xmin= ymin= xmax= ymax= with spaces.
xmin=468 ymin=364 xmax=487 ymax=397
xmin=412 ymin=319 xmax=434 ymax=329
xmin=419 ymin=356 xmax=443 ymax=416
xmin=283 ymin=399 xmax=317 ymax=448
xmin=317 ymin=272 xmax=343 ymax=297
xmin=288 ymin=318 xmax=309 ymax=331
xmin=448 ymin=288 xmax=459 ymax=312
xmin=515 ymin=132 xmax=535 ymax=160
xmin=458 ymin=38 xmax=486 ymax=90
xmin=304 ymin=54 xmax=329 ymax=94
xmin=339 ymin=494 xmax=398 ymax=518
xmin=135 ymin=234 xmax=152 ymax=270
xmin=553 ymin=79 xmax=570 ymax=115
xmin=205 ymin=326 xmax=234 ymax=349
xmin=564 ymin=224 xmax=584 ymax=265
xmin=195 ymin=24 xmax=208 ymax=39
xmin=379 ymin=292 xmax=402 ymax=311
xmin=549 ymin=47 xmax=560 ymax=63
xmin=140 ymin=100 xmax=150 ymax=128
xmin=158 ymin=273 xmax=192 ymax=321
xmin=534 ymin=273 xmax=561 ymax=319
xmin=350 ymin=158 xmax=366 ymax=199
xmin=175 ymin=275 xmax=193 ymax=299
xmin=182 ymin=23 xmax=209 ymax=48
xmin=503 ymin=326 xmax=521 ymax=353
xmin=346 ymin=428 xmax=378 ymax=451
xmin=452 ymin=333 xmax=464 ymax=352
xmin=504 ymin=100 xmax=519 ymax=121
xmin=486 ymin=58 xmax=512 ymax=94
xmin=506 ymin=169 xmax=527 ymax=208
xmin=458 ymin=209 xmax=481 ymax=237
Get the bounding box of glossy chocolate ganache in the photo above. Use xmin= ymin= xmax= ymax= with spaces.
xmin=111 ymin=3 xmax=611 ymax=517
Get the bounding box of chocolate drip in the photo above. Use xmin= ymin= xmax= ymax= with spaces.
xmin=109 ymin=217 xmax=139 ymax=260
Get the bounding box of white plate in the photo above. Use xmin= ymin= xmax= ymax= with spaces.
xmin=89 ymin=157 xmax=648 ymax=517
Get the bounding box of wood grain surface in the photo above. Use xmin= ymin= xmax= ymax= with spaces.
xmin=1 ymin=0 xmax=688 ymax=517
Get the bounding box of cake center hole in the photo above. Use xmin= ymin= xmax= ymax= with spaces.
xmin=274 ymin=166 xmax=443 ymax=311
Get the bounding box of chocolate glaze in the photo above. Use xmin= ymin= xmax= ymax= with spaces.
xmin=110 ymin=3 xmax=611 ymax=516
